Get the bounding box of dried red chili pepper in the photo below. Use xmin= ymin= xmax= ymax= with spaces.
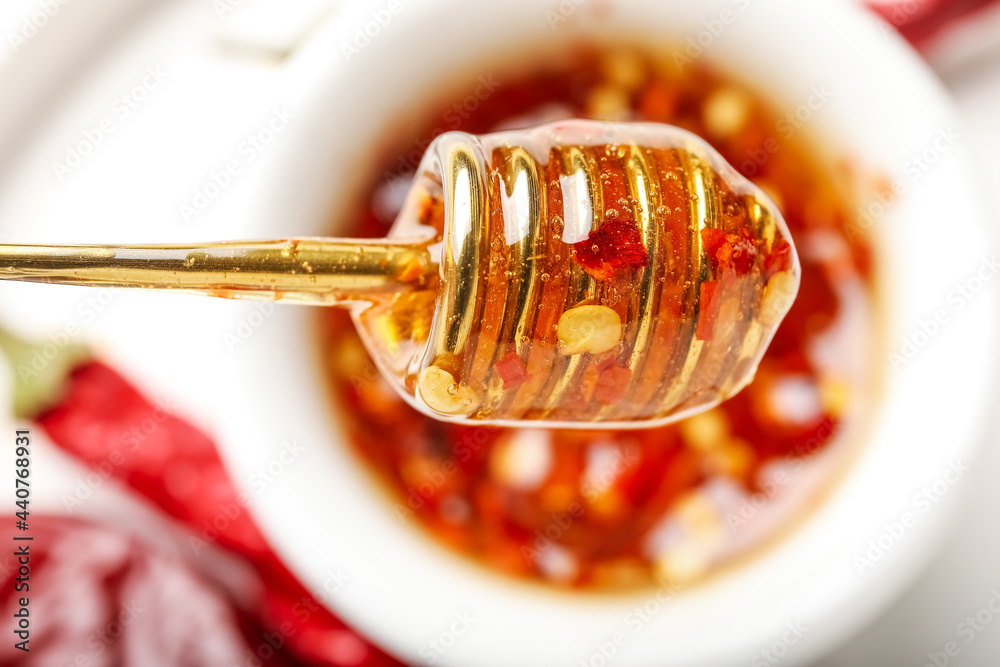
xmin=0 ymin=515 xmax=296 ymax=667
xmin=865 ymin=0 xmax=1000 ymax=47
xmin=0 ymin=328 xmax=402 ymax=667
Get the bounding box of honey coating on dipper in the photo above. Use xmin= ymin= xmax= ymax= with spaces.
xmin=358 ymin=122 xmax=798 ymax=427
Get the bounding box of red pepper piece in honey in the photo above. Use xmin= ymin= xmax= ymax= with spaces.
xmin=418 ymin=194 xmax=446 ymax=234
xmin=595 ymin=361 xmax=632 ymax=405
xmin=701 ymin=227 xmax=757 ymax=277
xmin=725 ymin=228 xmax=758 ymax=276
xmin=764 ymin=238 xmax=792 ymax=280
xmin=701 ymin=228 xmax=728 ymax=273
xmin=495 ymin=351 xmax=529 ymax=390
xmin=573 ymin=218 xmax=649 ymax=281
xmin=695 ymin=279 xmax=721 ymax=341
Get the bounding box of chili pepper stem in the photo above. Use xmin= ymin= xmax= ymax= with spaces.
xmin=0 ymin=325 xmax=89 ymax=419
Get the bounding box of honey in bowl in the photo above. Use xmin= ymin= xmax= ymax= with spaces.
xmin=320 ymin=46 xmax=877 ymax=589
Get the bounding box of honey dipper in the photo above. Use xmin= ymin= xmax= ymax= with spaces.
xmin=0 ymin=120 xmax=799 ymax=428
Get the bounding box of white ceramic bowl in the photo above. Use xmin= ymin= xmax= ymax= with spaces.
xmin=222 ymin=1 xmax=998 ymax=665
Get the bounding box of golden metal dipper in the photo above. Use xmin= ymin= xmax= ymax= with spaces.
xmin=0 ymin=120 xmax=800 ymax=429
xmin=0 ymin=238 xmax=434 ymax=305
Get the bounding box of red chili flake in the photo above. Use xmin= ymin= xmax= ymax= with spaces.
xmin=695 ymin=280 xmax=722 ymax=341
xmin=418 ymin=194 xmax=445 ymax=232
xmin=595 ymin=361 xmax=632 ymax=405
xmin=573 ymin=219 xmax=649 ymax=281
xmin=701 ymin=228 xmax=728 ymax=273
xmin=764 ymin=238 xmax=792 ymax=279
xmin=727 ymin=229 xmax=758 ymax=275
xmin=495 ymin=351 xmax=529 ymax=390
xmin=701 ymin=227 xmax=757 ymax=277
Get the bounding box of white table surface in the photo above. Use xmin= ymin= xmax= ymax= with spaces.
xmin=0 ymin=1 xmax=997 ymax=665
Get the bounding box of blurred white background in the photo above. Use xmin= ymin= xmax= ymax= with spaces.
xmin=0 ymin=0 xmax=997 ymax=665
